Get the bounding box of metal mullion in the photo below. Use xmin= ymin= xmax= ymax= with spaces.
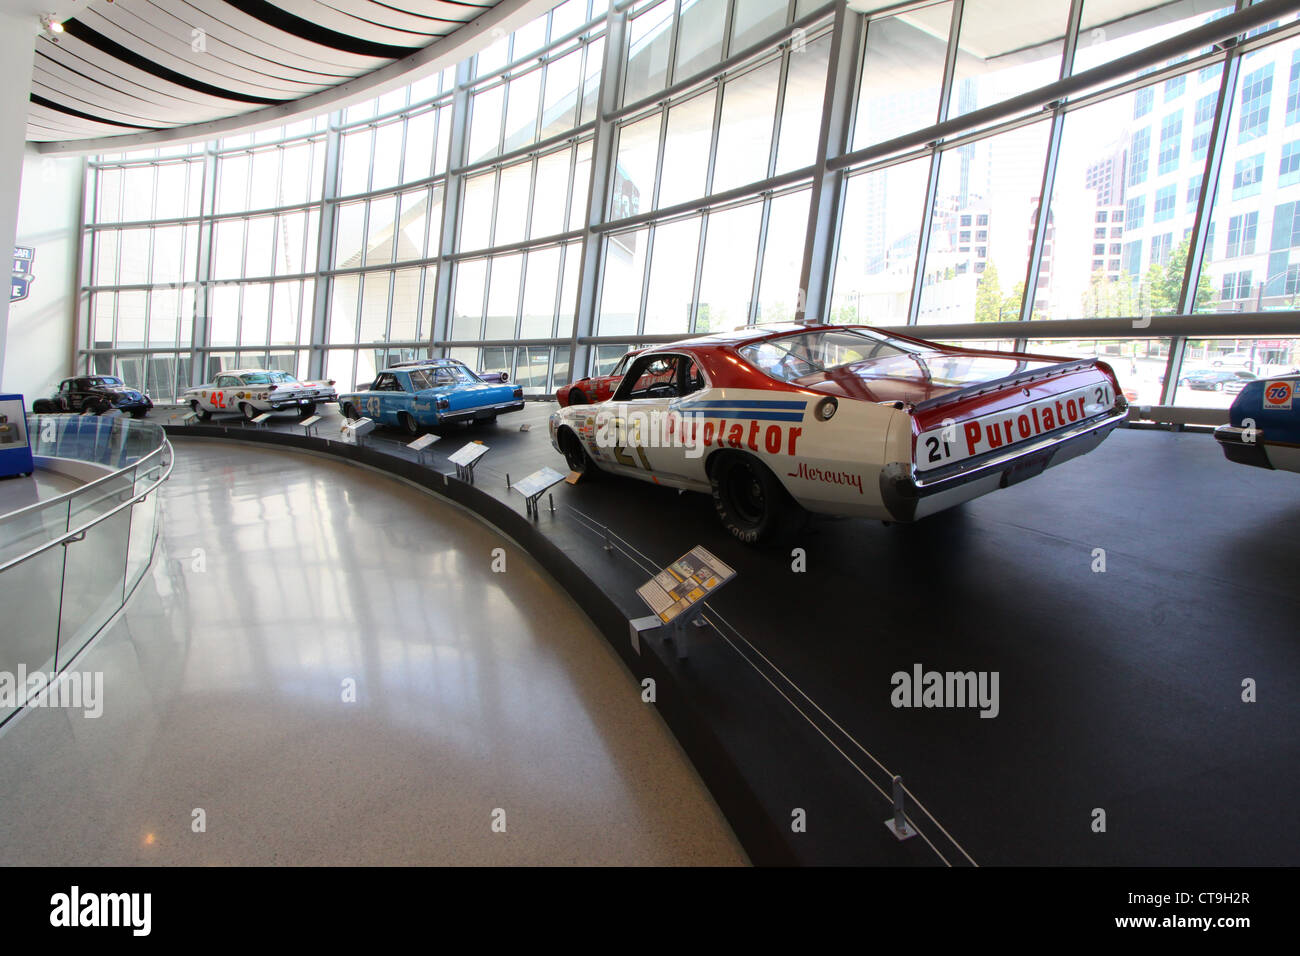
xmin=1021 ymin=111 xmax=1067 ymax=321
xmin=1178 ymin=45 xmax=1243 ymax=317
xmin=552 ymin=243 xmax=567 ymax=339
xmin=905 ymin=0 xmax=964 ymax=325
xmin=1020 ymin=0 xmax=1085 ymax=321
xmin=721 ymin=0 xmax=738 ymax=61
xmin=190 ymin=144 xmax=217 ymax=383
xmin=794 ymin=0 xmax=860 ymax=324
xmin=1159 ymin=336 xmax=1189 ymax=407
xmin=703 ymin=81 xmax=726 ymax=194
xmin=749 ymin=196 xmax=774 ymax=324
xmin=689 ymin=211 xmax=709 ymax=332
xmin=515 ymin=248 xmax=529 ymax=341
xmin=306 ymin=116 xmax=342 ymax=379
xmin=573 ymin=7 xmax=630 ymax=376
xmin=637 ymin=224 xmax=657 ymax=334
xmin=767 ymin=41 xmax=792 ymax=182
xmin=651 ymin=104 xmax=670 ymax=209
xmin=666 ymin=0 xmax=684 ymax=88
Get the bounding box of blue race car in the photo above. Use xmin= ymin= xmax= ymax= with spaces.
xmin=339 ymin=361 xmax=525 ymax=435
xmin=1214 ymin=374 xmax=1300 ymax=474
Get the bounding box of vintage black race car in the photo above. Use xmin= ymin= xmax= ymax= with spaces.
xmin=30 ymin=376 xmax=153 ymax=418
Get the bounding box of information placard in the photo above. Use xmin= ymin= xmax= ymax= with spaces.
xmin=636 ymin=546 xmax=736 ymax=624
xmin=407 ymin=433 xmax=441 ymax=451
xmin=512 ymin=465 xmax=566 ymax=499
xmin=448 ymin=441 xmax=489 ymax=467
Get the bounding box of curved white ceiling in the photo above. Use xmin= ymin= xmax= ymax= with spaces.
xmin=29 ymin=0 xmax=547 ymax=150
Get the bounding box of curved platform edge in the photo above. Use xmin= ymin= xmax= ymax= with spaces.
xmin=164 ymin=423 xmax=804 ymax=866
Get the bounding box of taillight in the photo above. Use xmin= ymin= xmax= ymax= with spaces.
xmin=437 ymin=398 xmax=449 ymax=410
xmin=513 ymin=387 xmax=523 ymax=399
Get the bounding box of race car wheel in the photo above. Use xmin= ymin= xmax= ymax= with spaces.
xmin=710 ymin=452 xmax=804 ymax=545
xmin=89 ymin=399 xmax=111 ymax=415
xmin=569 ymin=389 xmax=588 ymax=406
xmin=31 ymin=399 xmax=54 ymax=414
xmin=190 ymin=401 xmax=212 ymax=422
xmin=297 ymin=402 xmax=317 ymax=421
xmin=399 ymin=412 xmax=421 ymax=436
xmin=241 ymin=402 xmax=258 ymax=421
xmin=341 ymin=402 xmax=360 ymax=421
xmin=129 ymin=408 xmax=148 ymax=419
xmin=558 ymin=427 xmax=599 ymax=479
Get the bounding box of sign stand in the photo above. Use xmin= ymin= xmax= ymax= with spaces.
xmin=885 ymin=775 xmax=917 ymax=840
xmin=511 ymin=466 xmax=566 ymax=519
xmin=448 ymin=441 xmax=489 ymax=483
xmin=300 ymin=414 xmax=322 ymax=437
xmin=248 ymin=412 xmax=273 ymax=428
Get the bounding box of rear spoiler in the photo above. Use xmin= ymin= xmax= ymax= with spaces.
xmin=910 ymin=359 xmax=1101 ymax=415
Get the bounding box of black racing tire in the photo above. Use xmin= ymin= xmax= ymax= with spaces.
xmin=129 ymin=408 xmax=148 ymax=419
xmin=709 ymin=452 xmax=806 ymax=546
xmin=568 ymin=389 xmax=588 ymax=406
xmin=297 ymin=402 xmax=317 ymax=421
xmin=190 ymin=400 xmax=212 ymax=422
xmin=398 ymin=411 xmax=421 ymax=436
xmin=31 ymin=399 xmax=54 ymax=414
xmin=341 ymin=402 xmax=360 ymax=421
xmin=90 ymin=399 xmax=111 ymax=415
xmin=558 ymin=427 xmax=600 ymax=479
xmin=241 ymin=402 xmax=259 ymax=422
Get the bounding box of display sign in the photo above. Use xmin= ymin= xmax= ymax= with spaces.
xmin=512 ymin=465 xmax=566 ymax=499
xmin=407 ymin=433 xmax=440 ymax=451
xmin=299 ymin=415 xmax=322 ymax=428
xmin=11 ymin=246 xmax=34 ymax=303
xmin=448 ymin=441 xmax=489 ymax=467
xmin=0 ymin=394 xmax=35 ymax=478
xmin=636 ymin=546 xmax=736 ymax=624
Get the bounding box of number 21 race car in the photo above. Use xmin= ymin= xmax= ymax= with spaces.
xmin=550 ymin=324 xmax=1129 ymax=544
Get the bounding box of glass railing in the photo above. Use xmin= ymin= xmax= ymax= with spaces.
xmin=0 ymin=415 xmax=173 ymax=724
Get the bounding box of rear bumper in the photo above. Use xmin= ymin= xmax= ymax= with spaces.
xmin=880 ymin=404 xmax=1129 ymax=522
xmin=440 ymin=399 xmax=525 ymax=423
xmin=1213 ymin=424 xmax=1273 ymax=469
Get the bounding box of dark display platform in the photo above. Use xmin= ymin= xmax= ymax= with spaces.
xmin=162 ymin=404 xmax=1300 ymax=866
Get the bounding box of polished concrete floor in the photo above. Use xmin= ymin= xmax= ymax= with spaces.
xmin=0 ymin=440 xmax=746 ymax=866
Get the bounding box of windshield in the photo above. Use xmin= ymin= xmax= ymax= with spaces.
xmin=414 ymin=365 xmax=478 ymax=388
xmin=739 ymin=329 xmax=921 ymax=383
xmin=241 ymin=371 xmax=297 ymax=385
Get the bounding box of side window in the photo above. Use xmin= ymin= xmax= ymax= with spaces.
xmin=373 ymin=374 xmax=400 ymax=392
xmin=615 ymin=355 xmax=681 ymax=401
xmin=59 ymin=381 xmax=72 ymax=393
xmin=433 ymin=367 xmax=457 ymax=385
xmin=681 ymin=358 xmax=706 ymax=395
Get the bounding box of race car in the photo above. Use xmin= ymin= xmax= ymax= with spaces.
xmin=184 ymin=369 xmax=336 ymax=422
xmin=1214 ymin=375 xmax=1300 ymax=473
xmin=550 ymin=324 xmax=1129 ymax=544
xmin=31 ymin=376 xmax=153 ymax=418
xmin=339 ymin=360 xmax=524 ymax=434
xmin=555 ymin=349 xmax=646 ymax=406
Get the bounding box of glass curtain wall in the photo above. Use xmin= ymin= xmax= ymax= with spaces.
xmin=79 ymin=0 xmax=1300 ymax=405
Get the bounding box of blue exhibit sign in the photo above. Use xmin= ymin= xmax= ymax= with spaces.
xmin=11 ymin=246 xmax=34 ymax=303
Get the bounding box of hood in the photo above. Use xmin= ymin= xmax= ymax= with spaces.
xmin=791 ymin=349 xmax=1063 ymax=405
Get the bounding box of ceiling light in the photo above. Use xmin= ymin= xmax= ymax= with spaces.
xmin=40 ymin=14 xmax=65 ymax=36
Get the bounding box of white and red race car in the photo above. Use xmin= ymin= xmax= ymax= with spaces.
xmin=183 ymin=369 xmax=337 ymax=422
xmin=550 ymin=324 xmax=1129 ymax=543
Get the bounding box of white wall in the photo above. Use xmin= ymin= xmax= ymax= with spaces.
xmin=1 ymin=147 xmax=84 ymax=400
